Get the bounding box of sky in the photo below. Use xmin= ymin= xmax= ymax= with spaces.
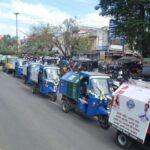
xmin=0 ymin=0 xmax=110 ymax=38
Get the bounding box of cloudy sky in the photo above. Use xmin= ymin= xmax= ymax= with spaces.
xmin=0 ymin=0 xmax=110 ymax=38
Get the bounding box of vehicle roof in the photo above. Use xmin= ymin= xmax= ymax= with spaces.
xmin=41 ymin=65 xmax=59 ymax=69
xmin=61 ymin=71 xmax=109 ymax=83
xmin=76 ymin=59 xmax=93 ymax=63
xmin=29 ymin=62 xmax=41 ymax=66
xmin=8 ymin=56 xmax=18 ymax=59
xmin=61 ymin=72 xmax=79 ymax=83
xmin=80 ymin=71 xmax=109 ymax=77
xmin=7 ymin=57 xmax=18 ymax=62
xmin=17 ymin=58 xmax=26 ymax=61
xmin=143 ymin=58 xmax=150 ymax=63
xmin=44 ymin=56 xmax=58 ymax=60
xmin=143 ymin=64 xmax=150 ymax=67
xmin=44 ymin=66 xmax=60 ymax=70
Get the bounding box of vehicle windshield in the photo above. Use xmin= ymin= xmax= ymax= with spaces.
xmin=9 ymin=57 xmax=17 ymax=63
xmin=91 ymin=78 xmax=109 ymax=96
xmin=45 ymin=68 xmax=59 ymax=80
xmin=142 ymin=65 xmax=150 ymax=76
xmin=18 ymin=60 xmax=23 ymax=66
xmin=47 ymin=59 xmax=57 ymax=65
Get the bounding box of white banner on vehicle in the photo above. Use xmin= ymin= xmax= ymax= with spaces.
xmin=109 ymin=83 xmax=150 ymax=143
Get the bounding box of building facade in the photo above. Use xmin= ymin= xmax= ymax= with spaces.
xmin=78 ymin=26 xmax=109 ymax=60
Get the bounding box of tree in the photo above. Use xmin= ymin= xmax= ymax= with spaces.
xmin=22 ymin=18 xmax=92 ymax=57
xmin=22 ymin=20 xmax=76 ymax=56
xmin=22 ymin=24 xmax=54 ymax=55
xmin=95 ymin=0 xmax=150 ymax=57
xmin=53 ymin=18 xmax=92 ymax=56
xmin=0 ymin=34 xmax=17 ymax=53
xmin=73 ymin=36 xmax=92 ymax=53
xmin=52 ymin=18 xmax=79 ymax=56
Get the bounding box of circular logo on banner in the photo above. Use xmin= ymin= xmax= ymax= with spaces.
xmin=126 ymin=100 xmax=135 ymax=109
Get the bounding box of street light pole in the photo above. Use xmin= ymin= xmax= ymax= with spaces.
xmin=14 ymin=12 xmax=19 ymax=54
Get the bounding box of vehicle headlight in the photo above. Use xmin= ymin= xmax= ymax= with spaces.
xmin=107 ymin=104 xmax=111 ymax=110
xmin=105 ymin=95 xmax=112 ymax=101
xmin=54 ymin=86 xmax=57 ymax=91
xmin=49 ymin=80 xmax=55 ymax=84
xmin=45 ymin=81 xmax=48 ymax=87
xmin=92 ymin=102 xmax=96 ymax=107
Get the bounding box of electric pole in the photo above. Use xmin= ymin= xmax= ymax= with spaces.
xmin=14 ymin=12 xmax=19 ymax=54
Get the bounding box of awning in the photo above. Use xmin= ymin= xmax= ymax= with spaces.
xmin=117 ymin=56 xmax=140 ymax=64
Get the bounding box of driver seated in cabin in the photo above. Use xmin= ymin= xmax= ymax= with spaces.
xmin=148 ymin=123 xmax=150 ymax=135
xmin=38 ymin=69 xmax=43 ymax=84
xmin=80 ymin=81 xmax=88 ymax=102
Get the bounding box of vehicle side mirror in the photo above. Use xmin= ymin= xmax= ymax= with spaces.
xmin=88 ymin=90 xmax=95 ymax=96
xmin=110 ymin=87 xmax=114 ymax=92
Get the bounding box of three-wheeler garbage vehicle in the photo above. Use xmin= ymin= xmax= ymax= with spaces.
xmin=30 ymin=65 xmax=60 ymax=101
xmin=23 ymin=62 xmax=40 ymax=84
xmin=1 ymin=55 xmax=6 ymax=66
xmin=43 ymin=56 xmax=59 ymax=66
xmin=109 ymin=80 xmax=150 ymax=149
xmin=0 ymin=55 xmax=3 ymax=65
xmin=59 ymin=71 xmax=112 ymax=129
xmin=14 ymin=59 xmax=27 ymax=77
xmin=3 ymin=56 xmax=18 ymax=73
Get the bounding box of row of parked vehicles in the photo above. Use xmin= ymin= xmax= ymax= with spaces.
xmin=22 ymin=60 xmax=112 ymax=129
xmin=1 ymin=54 xmax=150 ymax=149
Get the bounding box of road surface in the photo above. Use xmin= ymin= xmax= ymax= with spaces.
xmin=0 ymin=68 xmax=145 ymax=150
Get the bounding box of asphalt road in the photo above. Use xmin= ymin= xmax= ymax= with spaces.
xmin=0 ymin=68 xmax=146 ymax=150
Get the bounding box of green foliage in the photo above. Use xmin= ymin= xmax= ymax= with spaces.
xmin=96 ymin=0 xmax=150 ymax=57
xmin=22 ymin=18 xmax=92 ymax=57
xmin=54 ymin=18 xmax=92 ymax=56
xmin=53 ymin=18 xmax=80 ymax=56
xmin=22 ymin=24 xmax=54 ymax=55
xmin=73 ymin=36 xmax=92 ymax=53
xmin=0 ymin=35 xmax=17 ymax=52
xmin=0 ymin=49 xmax=16 ymax=55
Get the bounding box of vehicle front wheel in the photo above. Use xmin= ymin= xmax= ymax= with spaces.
xmin=6 ymin=69 xmax=9 ymax=74
xmin=32 ymin=85 xmax=37 ymax=94
xmin=13 ymin=71 xmax=16 ymax=77
xmin=98 ymin=115 xmax=110 ymax=129
xmin=62 ymin=100 xmax=70 ymax=113
xmin=116 ymin=131 xmax=132 ymax=149
xmin=50 ymin=93 xmax=57 ymax=102
xmin=24 ymin=77 xmax=27 ymax=84
xmin=2 ymin=67 xmax=5 ymax=72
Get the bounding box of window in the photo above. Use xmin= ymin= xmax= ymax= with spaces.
xmin=91 ymin=78 xmax=109 ymax=95
xmin=45 ymin=68 xmax=59 ymax=80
